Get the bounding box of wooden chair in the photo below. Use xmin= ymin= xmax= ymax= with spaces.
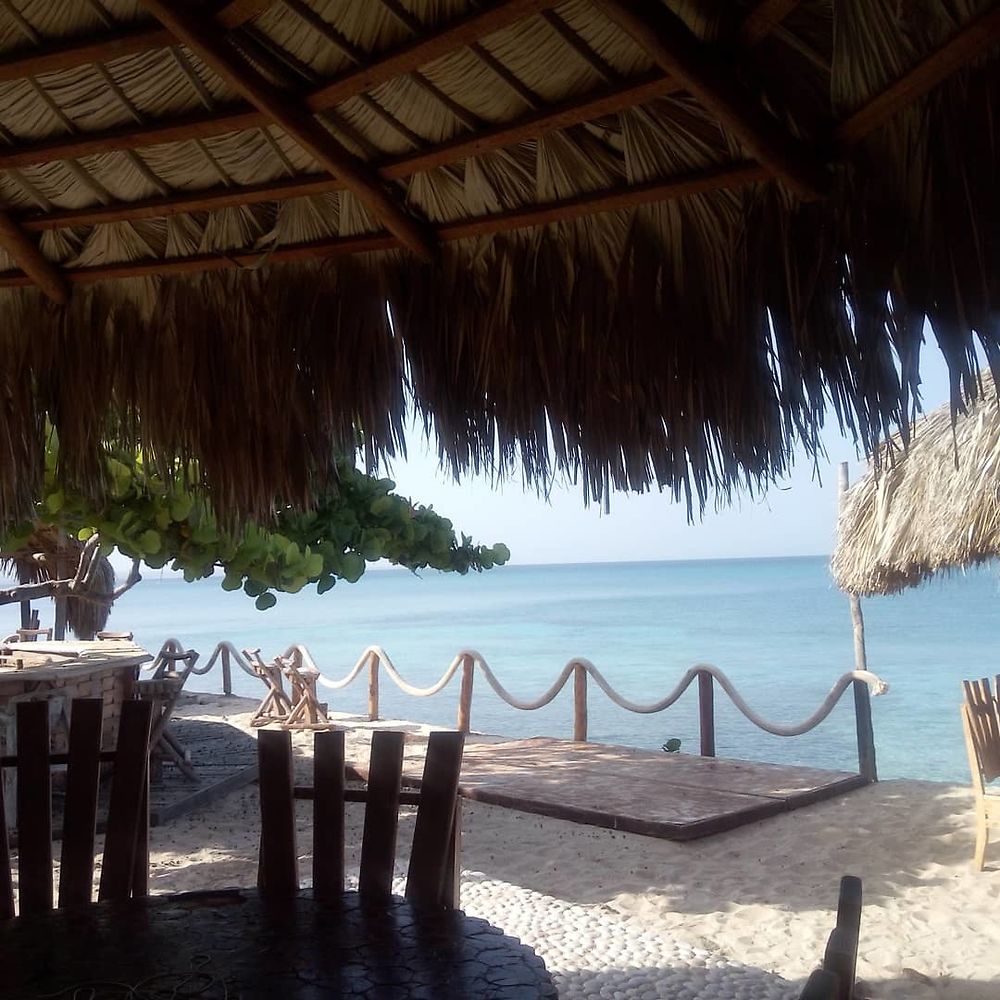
xmin=961 ymin=676 xmax=1000 ymax=870
xmin=0 ymin=697 xmax=153 ymax=916
xmin=799 ymin=876 xmax=862 ymax=1000
xmin=137 ymin=645 xmax=199 ymax=781
xmin=257 ymin=729 xmax=465 ymax=907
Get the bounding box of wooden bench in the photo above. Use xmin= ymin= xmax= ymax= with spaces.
xmin=962 ymin=676 xmax=1000 ymax=870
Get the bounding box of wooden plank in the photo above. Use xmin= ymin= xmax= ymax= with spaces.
xmin=256 ymin=729 xmax=298 ymax=896
xmin=0 ymin=750 xmax=12 ymax=919
xmin=0 ymin=0 xmax=272 ymax=84
xmin=307 ymin=0 xmax=561 ymax=108
xmin=800 ymin=969 xmax=838 ymax=1000
xmin=312 ymin=729 xmax=345 ymax=901
xmin=16 ymin=73 xmax=676 ymax=232
xmin=98 ymin=699 xmax=152 ymax=902
xmin=131 ymin=777 xmax=150 ymax=898
xmin=58 ymin=699 xmax=103 ymax=909
xmin=599 ymin=0 xmax=827 ymax=200
xmin=0 ymin=211 xmax=67 ymax=303
xmin=148 ymin=764 xmax=257 ymax=826
xmin=16 ymin=701 xmax=52 ymax=915
xmin=136 ymin=0 xmax=436 ymax=259
xmin=359 ymin=730 xmax=404 ymax=902
xmin=837 ymin=6 xmax=1000 ymax=145
xmin=405 ymin=731 xmax=464 ymax=907
xmin=739 ymin=0 xmax=804 ymax=46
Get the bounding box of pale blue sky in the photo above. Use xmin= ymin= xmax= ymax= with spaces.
xmin=383 ymin=345 xmax=958 ymax=564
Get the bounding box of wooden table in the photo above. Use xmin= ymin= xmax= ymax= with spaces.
xmin=0 ymin=889 xmax=557 ymax=998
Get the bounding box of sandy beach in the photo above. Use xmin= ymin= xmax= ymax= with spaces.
xmin=152 ymin=695 xmax=1000 ymax=999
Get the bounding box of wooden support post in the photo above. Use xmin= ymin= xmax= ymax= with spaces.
xmin=367 ymin=653 xmax=380 ymax=722
xmin=221 ymin=646 xmax=232 ymax=696
xmin=839 ymin=462 xmax=877 ymax=783
xmin=53 ymin=529 xmax=68 ymax=641
xmin=19 ymin=601 xmax=30 ymax=630
xmin=698 ymin=669 xmax=716 ymax=757
xmin=457 ymin=655 xmax=474 ymax=733
xmin=573 ymin=663 xmax=588 ymax=742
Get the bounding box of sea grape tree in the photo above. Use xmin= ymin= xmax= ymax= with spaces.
xmin=0 ymin=440 xmax=509 ymax=619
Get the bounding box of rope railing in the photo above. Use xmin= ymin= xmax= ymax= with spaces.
xmin=147 ymin=638 xmax=888 ymax=780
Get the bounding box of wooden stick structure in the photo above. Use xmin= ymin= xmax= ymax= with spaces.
xmin=279 ymin=651 xmax=331 ymax=730
xmin=245 ymin=648 xmax=293 ymax=728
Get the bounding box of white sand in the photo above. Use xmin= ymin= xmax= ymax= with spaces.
xmin=155 ymin=695 xmax=1000 ymax=999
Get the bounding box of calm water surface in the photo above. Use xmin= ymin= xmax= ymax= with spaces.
xmin=66 ymin=556 xmax=999 ymax=783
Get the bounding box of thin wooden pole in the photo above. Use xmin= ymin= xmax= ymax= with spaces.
xmin=457 ymin=655 xmax=474 ymax=733
xmin=367 ymin=652 xmax=380 ymax=722
xmin=698 ymin=670 xmax=716 ymax=757
xmin=53 ymin=529 xmax=68 ymax=640
xmin=573 ymin=663 xmax=588 ymax=742
xmin=839 ymin=462 xmax=877 ymax=782
xmin=221 ymin=646 xmax=233 ymax=696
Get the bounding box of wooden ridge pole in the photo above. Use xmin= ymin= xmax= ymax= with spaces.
xmin=838 ymin=462 xmax=877 ymax=783
xmin=598 ymin=0 xmax=827 ymax=200
xmin=0 ymin=211 xmax=67 ymax=303
xmin=135 ymin=0 xmax=436 ymax=259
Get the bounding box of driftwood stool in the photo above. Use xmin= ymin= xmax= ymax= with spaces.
xmin=245 ymin=649 xmax=293 ymax=728
xmin=278 ymin=652 xmax=330 ymax=730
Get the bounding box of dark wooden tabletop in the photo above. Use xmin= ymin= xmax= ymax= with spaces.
xmin=0 ymin=888 xmax=557 ymax=999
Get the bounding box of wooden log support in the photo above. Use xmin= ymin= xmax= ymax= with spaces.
xmin=739 ymin=0 xmax=804 ymax=46
xmin=367 ymin=653 xmax=380 ymax=722
xmin=573 ymin=663 xmax=588 ymax=742
xmin=135 ymin=0 xmax=436 ymax=259
xmin=457 ymin=655 xmax=474 ymax=733
xmin=698 ymin=669 xmax=716 ymax=758
xmin=598 ymin=0 xmax=827 ymax=200
xmin=0 ymin=212 xmax=67 ymax=303
xmin=221 ymin=645 xmax=233 ymax=697
xmin=838 ymin=463 xmax=877 ymax=783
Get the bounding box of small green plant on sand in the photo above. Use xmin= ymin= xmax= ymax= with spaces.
xmin=661 ymin=738 xmax=682 ymax=753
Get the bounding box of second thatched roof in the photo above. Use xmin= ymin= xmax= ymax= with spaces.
xmin=832 ymin=373 xmax=1000 ymax=597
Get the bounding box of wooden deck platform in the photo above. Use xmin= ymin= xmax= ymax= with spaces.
xmin=147 ymin=717 xmax=258 ymax=827
xmin=349 ymin=735 xmax=867 ymax=841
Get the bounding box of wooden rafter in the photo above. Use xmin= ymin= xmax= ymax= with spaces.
xmin=836 ymin=4 xmax=1000 ymax=145
xmin=0 ymin=0 xmax=272 ymax=83
xmin=135 ymin=0 xmax=435 ymax=259
xmin=739 ymin=0 xmax=803 ymax=47
xmin=0 ymin=212 xmax=68 ymax=302
xmin=598 ymin=0 xmax=826 ymax=200
xmin=0 ymin=162 xmax=766 ymax=289
xmin=15 ymin=73 xmax=678 ymax=232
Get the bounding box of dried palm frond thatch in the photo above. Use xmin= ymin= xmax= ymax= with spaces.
xmin=0 ymin=525 xmax=114 ymax=638
xmin=832 ymin=372 xmax=1000 ymax=596
xmin=0 ymin=1 xmax=996 ymax=522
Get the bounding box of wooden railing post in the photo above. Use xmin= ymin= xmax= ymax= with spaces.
xmin=698 ymin=670 xmax=716 ymax=757
xmin=457 ymin=655 xmax=474 ymax=733
xmin=839 ymin=463 xmax=878 ymax=783
xmin=221 ymin=646 xmax=233 ymax=696
xmin=573 ymin=663 xmax=588 ymax=742
xmin=367 ymin=653 xmax=380 ymax=721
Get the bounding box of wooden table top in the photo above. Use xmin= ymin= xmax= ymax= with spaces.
xmin=0 ymin=888 xmax=557 ymax=999
xmin=0 ymin=640 xmax=151 ymax=680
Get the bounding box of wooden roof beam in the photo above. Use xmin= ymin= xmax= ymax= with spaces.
xmin=0 ymin=212 xmax=68 ymax=302
xmin=135 ymin=0 xmax=435 ymax=259
xmin=0 ymin=0 xmax=272 ymax=84
xmin=836 ymin=3 xmax=1000 ymax=145
xmin=0 ymin=162 xmax=767 ymax=288
xmin=15 ymin=73 xmax=679 ymax=232
xmin=739 ymin=0 xmax=803 ymax=47
xmin=597 ymin=0 xmax=827 ymax=200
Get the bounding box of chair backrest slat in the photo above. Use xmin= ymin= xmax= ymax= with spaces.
xmin=16 ymin=701 xmax=53 ymax=915
xmin=799 ymin=969 xmax=838 ymax=1000
xmin=962 ymin=677 xmax=1000 ymax=781
xmin=0 ymin=755 xmax=12 ymax=920
xmin=823 ymin=927 xmax=855 ymax=1000
xmin=257 ymin=729 xmax=298 ymax=896
xmin=405 ymin=731 xmax=465 ymax=907
xmin=98 ymin=699 xmax=152 ymax=902
xmin=312 ymin=729 xmax=344 ymax=901
xmin=358 ymin=731 xmax=404 ymax=902
xmin=58 ymin=699 xmax=104 ymax=908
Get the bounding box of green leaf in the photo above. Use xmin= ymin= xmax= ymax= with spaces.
xmin=316 ymin=574 xmax=336 ymax=595
xmin=255 ymin=592 xmax=277 ymax=611
xmin=45 ymin=490 xmax=64 ymax=514
xmin=169 ymin=493 xmax=194 ymax=522
xmin=138 ymin=530 xmax=162 ymax=555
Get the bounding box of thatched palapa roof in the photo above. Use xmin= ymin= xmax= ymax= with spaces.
xmin=833 ymin=372 xmax=1000 ymax=597
xmin=0 ymin=1 xmax=997 ymax=523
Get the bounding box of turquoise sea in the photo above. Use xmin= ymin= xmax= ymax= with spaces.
xmin=48 ymin=556 xmax=999 ymax=784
